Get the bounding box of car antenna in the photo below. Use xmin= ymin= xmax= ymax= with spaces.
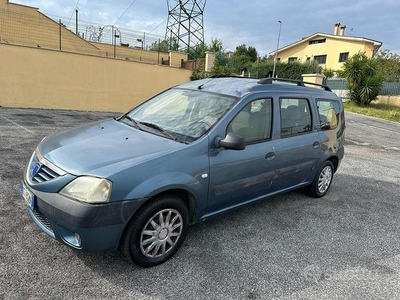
xmin=197 ymin=76 xmax=217 ymax=90
xmin=198 ymin=75 xmax=245 ymax=90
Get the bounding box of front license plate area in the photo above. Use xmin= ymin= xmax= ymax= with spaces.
xmin=21 ymin=182 xmax=35 ymax=210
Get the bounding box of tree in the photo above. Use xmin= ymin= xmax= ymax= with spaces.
xmin=208 ymin=38 xmax=224 ymax=53
xmin=248 ymin=60 xmax=322 ymax=80
xmin=233 ymin=44 xmax=258 ymax=63
xmin=341 ymin=52 xmax=383 ymax=106
xmin=187 ymin=43 xmax=208 ymax=59
xmin=375 ymin=49 xmax=400 ymax=82
xmin=323 ymin=68 xmax=336 ymax=78
xmin=149 ymin=38 xmax=179 ymax=52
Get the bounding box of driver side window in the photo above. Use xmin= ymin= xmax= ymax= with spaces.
xmin=228 ymin=99 xmax=272 ymax=143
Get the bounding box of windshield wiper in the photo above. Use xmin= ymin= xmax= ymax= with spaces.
xmin=119 ymin=115 xmax=140 ymax=128
xmin=139 ymin=121 xmax=177 ymax=141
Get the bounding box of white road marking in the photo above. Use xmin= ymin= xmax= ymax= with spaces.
xmin=0 ymin=113 xmax=36 ymax=134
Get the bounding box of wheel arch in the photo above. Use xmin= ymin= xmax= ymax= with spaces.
xmin=152 ymin=189 xmax=197 ymax=225
xmin=328 ymin=155 xmax=339 ymax=173
xmin=119 ymin=188 xmax=198 ymax=249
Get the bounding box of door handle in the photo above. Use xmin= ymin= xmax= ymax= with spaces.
xmin=313 ymin=141 xmax=320 ymax=148
xmin=265 ymin=152 xmax=275 ymax=160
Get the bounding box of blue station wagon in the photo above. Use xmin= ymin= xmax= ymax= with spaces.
xmin=22 ymin=77 xmax=345 ymax=267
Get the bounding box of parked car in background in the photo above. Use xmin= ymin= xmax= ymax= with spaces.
xmin=21 ymin=77 xmax=345 ymax=267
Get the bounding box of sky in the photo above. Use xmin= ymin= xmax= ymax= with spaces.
xmin=11 ymin=0 xmax=400 ymax=56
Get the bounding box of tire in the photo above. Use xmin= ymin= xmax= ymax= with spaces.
xmin=121 ymin=195 xmax=189 ymax=267
xmin=306 ymin=160 xmax=334 ymax=198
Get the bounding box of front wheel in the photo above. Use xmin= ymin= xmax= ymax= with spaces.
xmin=121 ymin=195 xmax=189 ymax=267
xmin=306 ymin=161 xmax=334 ymax=198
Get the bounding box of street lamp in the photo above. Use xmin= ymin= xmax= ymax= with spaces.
xmin=137 ymin=32 xmax=145 ymax=49
xmin=136 ymin=38 xmax=144 ymax=49
xmin=272 ymin=20 xmax=282 ymax=78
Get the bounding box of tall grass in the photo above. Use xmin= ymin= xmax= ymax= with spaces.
xmin=343 ymin=101 xmax=400 ymax=123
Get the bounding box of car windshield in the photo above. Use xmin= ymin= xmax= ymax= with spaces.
xmin=126 ymin=88 xmax=238 ymax=143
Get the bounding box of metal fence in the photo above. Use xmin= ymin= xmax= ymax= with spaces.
xmin=0 ymin=8 xmax=168 ymax=64
xmin=327 ymin=79 xmax=400 ymax=95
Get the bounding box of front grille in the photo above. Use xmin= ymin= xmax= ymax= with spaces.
xmin=32 ymin=209 xmax=54 ymax=234
xmin=33 ymin=165 xmax=61 ymax=183
xmin=28 ymin=150 xmax=66 ymax=184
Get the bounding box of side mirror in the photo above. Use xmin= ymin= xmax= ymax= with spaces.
xmin=214 ymin=132 xmax=246 ymax=150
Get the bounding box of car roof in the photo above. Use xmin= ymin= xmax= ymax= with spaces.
xmin=177 ymin=77 xmax=339 ymax=99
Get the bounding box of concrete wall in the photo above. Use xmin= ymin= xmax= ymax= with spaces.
xmin=0 ymin=44 xmax=192 ymax=112
xmin=376 ymin=95 xmax=400 ymax=106
xmin=90 ymin=42 xmax=171 ymax=64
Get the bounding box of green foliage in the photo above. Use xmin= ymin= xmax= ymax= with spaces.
xmin=375 ymin=49 xmax=400 ymax=82
xmin=190 ymin=59 xmax=208 ymax=81
xmin=343 ymin=101 xmax=400 ymax=123
xmin=149 ymin=38 xmax=179 ymax=52
xmin=187 ymin=43 xmax=208 ymax=59
xmin=208 ymin=38 xmax=224 ymax=53
xmin=247 ymin=60 xmax=322 ymax=80
xmin=323 ymin=68 xmax=336 ymax=78
xmin=233 ymin=44 xmax=258 ymax=62
xmin=190 ymin=68 xmax=208 ymax=81
xmin=342 ymin=52 xmax=383 ymax=106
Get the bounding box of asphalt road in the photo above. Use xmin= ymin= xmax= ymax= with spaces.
xmin=0 ymin=108 xmax=399 ymax=300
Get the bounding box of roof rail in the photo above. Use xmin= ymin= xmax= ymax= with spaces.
xmin=257 ymin=78 xmax=332 ymax=92
xmin=208 ymin=75 xmax=246 ymax=79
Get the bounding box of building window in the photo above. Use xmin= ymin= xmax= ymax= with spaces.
xmin=339 ymin=52 xmax=349 ymax=62
xmin=314 ymin=55 xmax=327 ymax=64
xmin=309 ymin=38 xmax=326 ymax=45
xmin=288 ymin=57 xmax=297 ymax=62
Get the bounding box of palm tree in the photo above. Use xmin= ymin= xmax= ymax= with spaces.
xmin=341 ymin=52 xmax=383 ymax=106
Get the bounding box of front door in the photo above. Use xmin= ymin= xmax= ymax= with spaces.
xmin=206 ymin=98 xmax=278 ymax=216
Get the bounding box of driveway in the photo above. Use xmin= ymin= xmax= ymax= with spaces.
xmin=0 ymin=108 xmax=399 ymax=300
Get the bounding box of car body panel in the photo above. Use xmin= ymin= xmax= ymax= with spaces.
xmin=22 ymin=77 xmax=345 ymax=254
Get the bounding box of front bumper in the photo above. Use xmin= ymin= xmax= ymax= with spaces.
xmin=23 ymin=183 xmax=147 ymax=252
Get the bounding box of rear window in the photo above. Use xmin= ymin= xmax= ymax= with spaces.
xmin=317 ymin=100 xmax=340 ymax=130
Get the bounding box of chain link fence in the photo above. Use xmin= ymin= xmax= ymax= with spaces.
xmin=0 ymin=8 xmax=169 ymax=64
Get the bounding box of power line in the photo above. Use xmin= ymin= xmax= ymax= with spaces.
xmin=147 ymin=17 xmax=168 ymax=35
xmin=67 ymin=0 xmax=80 ymax=27
xmin=113 ymin=0 xmax=138 ymax=27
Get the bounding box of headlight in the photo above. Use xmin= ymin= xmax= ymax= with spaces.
xmin=60 ymin=176 xmax=112 ymax=203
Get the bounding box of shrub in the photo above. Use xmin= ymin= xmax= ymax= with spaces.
xmin=341 ymin=52 xmax=383 ymax=106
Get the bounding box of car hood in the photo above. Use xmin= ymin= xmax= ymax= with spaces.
xmin=38 ymin=119 xmax=185 ymax=175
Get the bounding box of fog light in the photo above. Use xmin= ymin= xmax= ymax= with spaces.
xmin=56 ymin=224 xmax=82 ymax=249
xmin=75 ymin=233 xmax=82 ymax=247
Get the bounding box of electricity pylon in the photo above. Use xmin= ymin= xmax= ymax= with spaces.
xmin=165 ymin=0 xmax=207 ymax=57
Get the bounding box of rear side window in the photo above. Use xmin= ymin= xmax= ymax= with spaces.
xmin=280 ymin=98 xmax=312 ymax=136
xmin=317 ymin=100 xmax=340 ymax=130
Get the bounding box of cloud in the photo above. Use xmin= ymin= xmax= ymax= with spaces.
xmin=12 ymin=0 xmax=400 ymax=55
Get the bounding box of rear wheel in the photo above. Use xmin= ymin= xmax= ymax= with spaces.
xmin=121 ymin=195 xmax=189 ymax=267
xmin=306 ymin=161 xmax=334 ymax=198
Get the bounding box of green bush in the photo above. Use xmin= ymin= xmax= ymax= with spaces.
xmin=341 ymin=52 xmax=383 ymax=106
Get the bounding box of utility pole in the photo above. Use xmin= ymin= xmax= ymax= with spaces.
xmin=272 ymin=20 xmax=282 ymax=78
xmin=75 ymin=7 xmax=79 ymax=36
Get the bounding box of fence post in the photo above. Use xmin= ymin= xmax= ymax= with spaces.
xmin=59 ymin=19 xmax=62 ymax=51
xmin=158 ymin=38 xmax=160 ymax=65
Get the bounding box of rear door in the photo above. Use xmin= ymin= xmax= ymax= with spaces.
xmin=271 ymin=96 xmax=323 ymax=191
